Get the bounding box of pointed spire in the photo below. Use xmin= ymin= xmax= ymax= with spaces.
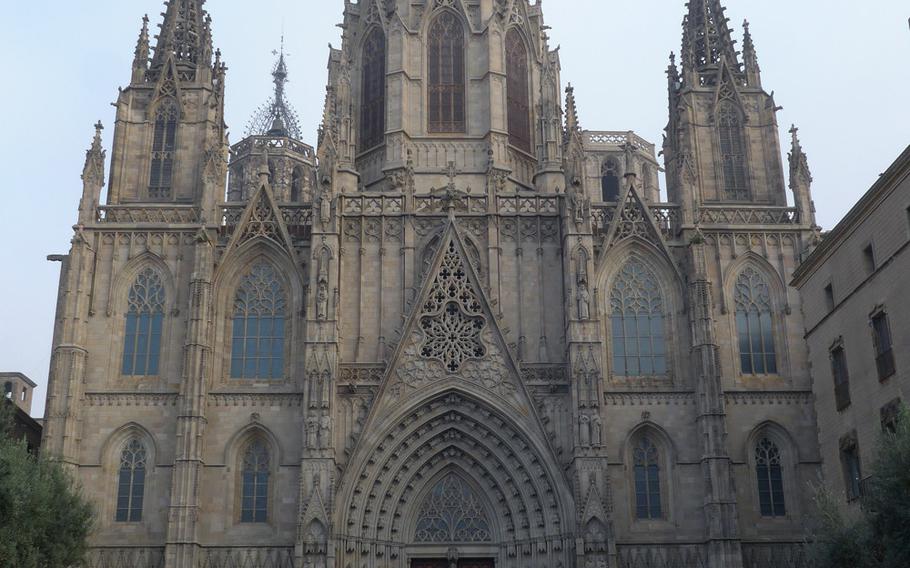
xmin=741 ymin=20 xmax=762 ymax=88
xmin=564 ymin=83 xmax=580 ymax=137
xmin=680 ymin=0 xmax=743 ymax=86
xmin=246 ymin=36 xmax=302 ymax=140
xmin=79 ymin=122 xmax=106 ymax=224
xmin=150 ymin=0 xmax=211 ymax=78
xmin=132 ymin=14 xmax=150 ymax=83
xmin=788 ymin=125 xmax=816 ymax=227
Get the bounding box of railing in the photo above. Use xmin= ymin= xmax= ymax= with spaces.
xmin=231 ymin=135 xmax=315 ymax=160
xmin=84 ymin=547 xmax=165 ymax=568
xmin=196 ymin=547 xmax=295 ymax=568
xmin=97 ymin=205 xmax=200 ymax=225
xmin=698 ymin=206 xmax=800 ymax=226
xmin=741 ymin=542 xmax=811 ymax=568
xmin=585 ymin=130 xmax=656 ymax=155
xmin=592 ymin=203 xmax=682 ymax=240
xmin=220 ymin=203 xmax=313 ymax=240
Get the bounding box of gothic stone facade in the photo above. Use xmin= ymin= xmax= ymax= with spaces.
xmin=42 ymin=1 xmax=821 ymax=567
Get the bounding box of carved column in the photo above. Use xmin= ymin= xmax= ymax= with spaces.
xmin=688 ymin=239 xmax=743 ymax=568
xmin=165 ymin=229 xmax=215 ymax=568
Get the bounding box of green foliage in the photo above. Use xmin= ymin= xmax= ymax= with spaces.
xmin=0 ymin=403 xmax=95 ymax=568
xmin=808 ymin=406 xmax=910 ymax=568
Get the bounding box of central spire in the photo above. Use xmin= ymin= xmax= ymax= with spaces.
xmin=246 ymin=37 xmax=302 ymax=140
xmin=150 ymin=0 xmax=212 ymax=77
xmin=680 ymin=0 xmax=742 ymax=86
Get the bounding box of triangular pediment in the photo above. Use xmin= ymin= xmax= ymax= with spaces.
xmin=224 ymin=183 xmax=297 ymax=259
xmin=603 ymin=182 xmax=666 ymax=249
xmin=356 ymin=222 xmax=553 ymax=444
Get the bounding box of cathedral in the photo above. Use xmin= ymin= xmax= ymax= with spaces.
xmin=42 ymin=0 xmax=823 ymax=567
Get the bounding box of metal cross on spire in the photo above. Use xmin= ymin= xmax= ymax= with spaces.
xmin=245 ymin=34 xmax=302 ymax=140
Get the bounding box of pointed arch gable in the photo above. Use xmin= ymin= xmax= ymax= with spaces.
xmin=409 ymin=468 xmax=497 ymax=543
xmin=744 ymin=420 xmax=800 ymax=464
xmin=597 ymin=239 xmax=685 ymax=316
xmin=100 ymin=421 xmax=160 ymax=467
xmin=223 ymin=422 xmax=283 ymax=468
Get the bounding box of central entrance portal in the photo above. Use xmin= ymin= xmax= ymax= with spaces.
xmin=411 ymin=560 xmax=495 ymax=568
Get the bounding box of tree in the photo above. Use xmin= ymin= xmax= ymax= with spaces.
xmin=0 ymin=403 xmax=95 ymax=568
xmin=808 ymin=406 xmax=910 ymax=568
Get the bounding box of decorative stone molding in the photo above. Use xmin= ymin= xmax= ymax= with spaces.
xmin=206 ymin=393 xmax=305 ymax=407
xmin=724 ymin=391 xmax=813 ymax=406
xmin=603 ymin=392 xmax=695 ymax=406
xmin=84 ymin=392 xmax=179 ymax=407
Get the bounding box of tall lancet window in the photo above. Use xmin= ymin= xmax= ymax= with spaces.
xmin=231 ymin=263 xmax=287 ymax=379
xmin=610 ymin=259 xmax=667 ymax=377
xmin=240 ymin=440 xmax=270 ymax=523
xmin=755 ymin=437 xmax=786 ymax=517
xmin=360 ymin=28 xmax=386 ymax=151
xmin=506 ymin=28 xmax=531 ymax=153
xmin=601 ymin=160 xmax=620 ymax=202
xmin=633 ymin=436 xmax=663 ymax=520
xmin=122 ymin=268 xmax=166 ymax=376
xmin=115 ymin=439 xmax=147 ymax=522
xmin=428 ymin=11 xmax=465 ymax=133
xmin=149 ymin=98 xmax=179 ymax=200
xmin=734 ymin=267 xmax=777 ymax=375
xmin=717 ymin=102 xmax=749 ymax=200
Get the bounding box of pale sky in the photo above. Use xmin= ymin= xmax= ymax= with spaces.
xmin=0 ymin=0 xmax=907 ymax=417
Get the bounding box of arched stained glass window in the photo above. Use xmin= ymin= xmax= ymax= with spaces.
xmin=149 ymin=98 xmax=178 ymax=200
xmin=231 ymin=263 xmax=287 ymax=379
xmin=718 ymin=102 xmax=749 ymax=200
xmin=506 ymin=28 xmax=531 ymax=152
xmin=601 ymin=160 xmax=620 ymax=202
xmin=291 ymin=167 xmax=303 ymax=202
xmin=633 ymin=437 xmax=662 ymax=520
xmin=115 ymin=439 xmax=147 ymax=522
xmin=240 ymin=440 xmax=270 ymax=523
xmin=360 ymin=27 xmax=386 ymax=150
xmin=610 ymin=259 xmax=667 ymax=376
xmin=734 ymin=267 xmax=777 ymax=375
xmin=428 ymin=12 xmax=465 ymax=133
xmin=122 ymin=268 xmax=166 ymax=376
xmin=755 ymin=437 xmax=786 ymax=517
xmin=414 ymin=474 xmax=492 ymax=543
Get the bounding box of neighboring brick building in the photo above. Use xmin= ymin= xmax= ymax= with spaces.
xmin=792 ymin=144 xmax=910 ymax=504
xmin=2 ymin=372 xmax=42 ymax=453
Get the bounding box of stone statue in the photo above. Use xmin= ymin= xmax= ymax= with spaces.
xmin=591 ymin=414 xmax=603 ymax=447
xmin=319 ymin=191 xmax=332 ymax=226
xmin=318 ymin=414 xmax=333 ymax=448
xmin=577 ymin=281 xmax=591 ymax=321
xmin=579 ymin=414 xmax=591 ymax=448
xmin=305 ymin=416 xmax=319 ymax=449
xmin=316 ymin=278 xmax=329 ymax=320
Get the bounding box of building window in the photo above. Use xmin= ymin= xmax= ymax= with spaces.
xmin=840 ymin=436 xmax=862 ymax=501
xmin=240 ymin=440 xmax=270 ymax=523
xmin=830 ymin=344 xmax=851 ymax=411
xmin=755 ymin=437 xmax=786 ymax=517
xmin=734 ymin=267 xmax=777 ymax=375
xmin=360 ymin=27 xmax=386 ymax=150
xmin=601 ymin=160 xmax=620 ymax=202
xmin=122 ymin=268 xmax=166 ymax=376
xmin=427 ymin=11 xmax=465 ymax=133
xmin=871 ymin=311 xmax=896 ymax=381
xmin=717 ymin=101 xmax=749 ymax=200
xmin=610 ymin=259 xmax=667 ymax=377
xmin=231 ymin=263 xmax=287 ymax=379
xmin=642 ymin=163 xmax=652 ymax=195
xmin=115 ymin=439 xmax=147 ymax=523
xmin=862 ymin=244 xmax=876 ymax=274
xmin=149 ymin=98 xmax=179 ymax=200
xmin=881 ymin=398 xmax=902 ymax=434
xmin=633 ymin=437 xmax=663 ymax=520
xmin=3 ymin=381 xmax=11 ymax=400
xmin=823 ymin=283 xmax=835 ymax=312
xmin=505 ymin=28 xmax=531 ymax=153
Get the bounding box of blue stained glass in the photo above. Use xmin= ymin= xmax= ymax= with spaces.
xmin=735 ymin=268 xmax=777 ymax=375
xmin=610 ymin=260 xmax=667 ymax=377
xmin=231 ymin=264 xmax=287 ymax=379
xmin=122 ymin=269 xmax=165 ymax=376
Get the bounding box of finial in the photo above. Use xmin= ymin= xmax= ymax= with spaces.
xmin=246 ymin=37 xmax=301 ymax=139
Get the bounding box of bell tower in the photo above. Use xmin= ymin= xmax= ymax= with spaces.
xmin=664 ymin=0 xmax=787 ymax=216
xmin=106 ymin=0 xmax=227 ymax=220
